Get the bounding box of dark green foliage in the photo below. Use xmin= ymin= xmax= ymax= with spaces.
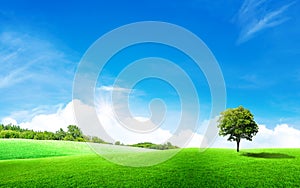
xmin=67 ymin=125 xmax=83 ymax=139
xmin=0 ymin=124 xmax=85 ymax=142
xmin=2 ymin=124 xmax=22 ymax=131
xmin=0 ymin=130 xmax=20 ymax=138
xmin=218 ymin=106 xmax=259 ymax=152
xmin=82 ymin=135 xmax=108 ymax=144
xmin=130 ymin=142 xmax=179 ymax=150
xmin=42 ymin=131 xmax=55 ymax=140
xmin=55 ymin=128 xmax=66 ymax=140
xmin=34 ymin=132 xmax=45 ymax=140
xmin=75 ymin=137 xmax=85 ymax=142
xmin=63 ymin=134 xmax=74 ymax=141
xmin=92 ymin=136 xmax=107 ymax=144
xmin=131 ymin=142 xmax=155 ymax=148
xmin=20 ymin=130 xmax=35 ymax=139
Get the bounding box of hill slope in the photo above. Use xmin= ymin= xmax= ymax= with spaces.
xmin=0 ymin=139 xmax=93 ymax=160
xmin=0 ymin=139 xmax=299 ymax=187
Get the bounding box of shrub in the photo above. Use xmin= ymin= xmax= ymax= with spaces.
xmin=20 ymin=131 xmax=35 ymax=139
xmin=64 ymin=134 xmax=75 ymax=141
xmin=75 ymin=137 xmax=85 ymax=142
xmin=0 ymin=130 xmax=20 ymax=138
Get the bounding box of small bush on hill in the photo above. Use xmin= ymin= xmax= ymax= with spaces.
xmin=130 ymin=142 xmax=179 ymax=150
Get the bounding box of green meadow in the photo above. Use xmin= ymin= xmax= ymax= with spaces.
xmin=0 ymin=139 xmax=299 ymax=187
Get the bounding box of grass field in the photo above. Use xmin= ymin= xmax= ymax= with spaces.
xmin=0 ymin=139 xmax=299 ymax=187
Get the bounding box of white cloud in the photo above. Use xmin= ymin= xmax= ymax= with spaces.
xmin=134 ymin=117 xmax=150 ymax=122
xmin=2 ymin=102 xmax=77 ymax=132
xmin=212 ymin=124 xmax=300 ymax=149
xmin=2 ymin=97 xmax=300 ymax=148
xmin=171 ymin=129 xmax=207 ymax=148
xmin=98 ymin=113 xmax=173 ymax=144
xmin=235 ymin=0 xmax=294 ymax=43
xmin=2 ymin=98 xmax=201 ymax=147
xmin=247 ymin=124 xmax=300 ymax=148
xmin=1 ymin=117 xmax=17 ymax=125
xmin=98 ymin=86 xmax=133 ymax=93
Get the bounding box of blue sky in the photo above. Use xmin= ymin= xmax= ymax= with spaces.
xmin=1 ymin=0 xmax=300 ymax=147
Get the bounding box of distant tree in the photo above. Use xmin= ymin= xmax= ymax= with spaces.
xmin=114 ymin=141 xmax=121 ymax=145
xmin=83 ymin=135 xmax=93 ymax=142
xmin=0 ymin=130 xmax=7 ymax=138
xmin=131 ymin=142 xmax=178 ymax=150
xmin=55 ymin=128 xmax=66 ymax=140
xmin=0 ymin=130 xmax=19 ymax=138
xmin=3 ymin=124 xmax=13 ymax=130
xmin=218 ymin=106 xmax=259 ymax=152
xmin=43 ymin=131 xmax=55 ymax=140
xmin=10 ymin=130 xmax=19 ymax=138
xmin=75 ymin=137 xmax=85 ymax=142
xmin=3 ymin=124 xmax=22 ymax=131
xmin=67 ymin=125 xmax=83 ymax=140
xmin=92 ymin=136 xmax=105 ymax=143
xmin=34 ymin=132 xmax=45 ymax=140
xmin=20 ymin=130 xmax=35 ymax=139
xmin=63 ymin=134 xmax=74 ymax=141
xmin=0 ymin=123 xmax=111 ymax=144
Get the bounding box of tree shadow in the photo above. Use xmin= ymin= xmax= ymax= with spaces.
xmin=241 ymin=152 xmax=295 ymax=159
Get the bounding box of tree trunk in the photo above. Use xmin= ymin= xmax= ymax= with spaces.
xmin=236 ymin=139 xmax=240 ymax=152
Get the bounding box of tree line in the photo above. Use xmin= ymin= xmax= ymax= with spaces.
xmin=0 ymin=124 xmax=179 ymax=149
xmin=0 ymin=124 xmax=107 ymax=144
xmin=129 ymin=142 xmax=179 ymax=150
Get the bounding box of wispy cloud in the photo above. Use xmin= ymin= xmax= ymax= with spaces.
xmin=235 ymin=0 xmax=295 ymax=44
xmin=0 ymin=30 xmax=78 ymax=118
xmin=98 ymin=86 xmax=133 ymax=93
xmin=0 ymin=31 xmax=75 ymax=89
xmin=227 ymin=73 xmax=275 ymax=90
xmin=0 ymin=65 xmax=32 ymax=88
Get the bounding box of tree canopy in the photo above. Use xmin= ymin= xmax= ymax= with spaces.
xmin=218 ymin=106 xmax=259 ymax=152
xmin=0 ymin=124 xmax=105 ymax=143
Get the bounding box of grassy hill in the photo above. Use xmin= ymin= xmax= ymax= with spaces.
xmin=0 ymin=139 xmax=93 ymax=160
xmin=0 ymin=139 xmax=299 ymax=187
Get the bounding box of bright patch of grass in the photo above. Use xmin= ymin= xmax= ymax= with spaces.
xmin=0 ymin=139 xmax=300 ymax=187
xmin=0 ymin=139 xmax=93 ymax=160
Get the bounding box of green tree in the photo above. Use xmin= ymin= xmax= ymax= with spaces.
xmin=20 ymin=130 xmax=35 ymax=139
xmin=218 ymin=106 xmax=259 ymax=152
xmin=92 ymin=136 xmax=105 ymax=143
xmin=34 ymin=132 xmax=45 ymax=140
xmin=43 ymin=131 xmax=55 ymax=140
xmin=67 ymin=125 xmax=83 ymax=140
xmin=55 ymin=128 xmax=66 ymax=140
xmin=1 ymin=130 xmax=20 ymax=138
xmin=63 ymin=134 xmax=74 ymax=141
